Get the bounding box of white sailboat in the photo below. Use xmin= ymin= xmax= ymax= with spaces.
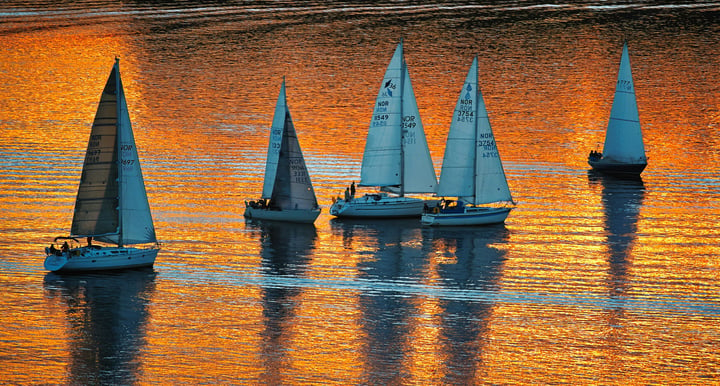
xmin=588 ymin=42 xmax=647 ymax=175
xmin=244 ymin=78 xmax=321 ymax=224
xmin=44 ymin=59 xmax=160 ymax=272
xmin=421 ymin=57 xmax=514 ymax=227
xmin=330 ymin=40 xmax=437 ymax=218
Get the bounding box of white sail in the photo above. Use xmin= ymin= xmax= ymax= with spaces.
xmin=116 ymin=67 xmax=157 ymax=246
xmin=360 ymin=41 xmax=437 ymax=194
xmin=437 ymin=57 xmax=512 ymax=205
xmin=399 ymin=63 xmax=438 ymax=193
xmin=261 ymin=81 xmax=286 ymax=199
xmin=360 ymin=42 xmax=404 ymax=188
xmin=70 ymin=60 xmax=156 ymax=246
xmin=268 ymin=80 xmax=318 ymax=210
xmin=601 ymin=42 xmax=646 ymax=164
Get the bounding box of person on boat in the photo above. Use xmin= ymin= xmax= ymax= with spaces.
xmin=344 ymin=187 xmax=350 ymax=201
xmin=61 ymin=241 xmax=69 ymax=254
xmin=350 ymin=181 xmax=356 ymax=199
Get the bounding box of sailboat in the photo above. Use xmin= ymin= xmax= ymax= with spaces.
xmin=588 ymin=42 xmax=647 ymax=175
xmin=44 ymin=59 xmax=160 ymax=272
xmin=329 ymin=41 xmax=437 ymax=218
xmin=244 ymin=78 xmax=321 ymax=224
xmin=421 ymin=57 xmax=514 ymax=227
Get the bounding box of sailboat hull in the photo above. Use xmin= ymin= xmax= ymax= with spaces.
xmin=588 ymin=158 xmax=647 ymax=176
xmin=329 ymin=194 xmax=429 ymax=218
xmin=244 ymin=207 xmax=320 ymax=224
xmin=44 ymin=246 xmax=159 ymax=273
xmin=421 ymin=206 xmax=512 ymax=226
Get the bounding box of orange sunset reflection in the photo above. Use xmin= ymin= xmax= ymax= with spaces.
xmin=2 ymin=3 xmax=719 ymax=384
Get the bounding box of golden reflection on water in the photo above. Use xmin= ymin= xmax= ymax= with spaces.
xmin=1 ymin=2 xmax=720 ymax=384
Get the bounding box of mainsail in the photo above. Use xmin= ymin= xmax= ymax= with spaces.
xmin=360 ymin=41 xmax=437 ymax=194
xmin=264 ymin=80 xmax=318 ymax=211
xmin=71 ymin=60 xmax=156 ymax=246
xmin=601 ymin=42 xmax=646 ymax=164
xmin=437 ymin=57 xmax=512 ymax=205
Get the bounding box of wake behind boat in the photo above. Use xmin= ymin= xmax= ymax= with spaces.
xmin=244 ymin=78 xmax=321 ymax=224
xmin=330 ymin=40 xmax=437 ymax=218
xmin=44 ymin=59 xmax=159 ymax=272
xmin=588 ymin=42 xmax=647 ymax=176
xmin=422 ymin=57 xmax=515 ymax=227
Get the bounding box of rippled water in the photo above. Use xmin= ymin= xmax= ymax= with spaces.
xmin=1 ymin=1 xmax=719 ymax=384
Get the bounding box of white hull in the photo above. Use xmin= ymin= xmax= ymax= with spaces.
xmin=329 ymin=194 xmax=427 ymax=218
xmin=244 ymin=206 xmax=320 ymax=224
xmin=421 ymin=206 xmax=512 ymax=226
xmin=44 ymin=246 xmax=159 ymax=272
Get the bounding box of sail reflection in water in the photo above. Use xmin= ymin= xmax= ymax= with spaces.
xmin=247 ymin=220 xmax=318 ymax=383
xmin=589 ymin=173 xmax=645 ymax=297
xmin=43 ymin=269 xmax=157 ymax=385
xmin=424 ymin=225 xmax=509 ymax=384
xmin=330 ymin=219 xmax=509 ymax=383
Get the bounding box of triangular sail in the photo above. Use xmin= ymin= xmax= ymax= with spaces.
xmin=71 ymin=64 xmax=121 ymax=240
xmin=360 ymin=41 xmax=437 ymax=194
xmin=399 ymin=64 xmax=438 ymax=193
xmin=70 ymin=60 xmax=156 ymax=246
xmin=268 ymin=80 xmax=318 ymax=211
xmin=360 ymin=42 xmax=404 ymax=188
xmin=601 ymin=42 xmax=646 ymax=164
xmin=115 ymin=64 xmax=157 ymax=246
xmin=261 ymin=81 xmax=287 ymax=199
xmin=438 ymin=57 xmax=512 ymax=205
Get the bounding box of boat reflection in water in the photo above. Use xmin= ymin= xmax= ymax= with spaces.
xmin=588 ymin=172 xmax=645 ymax=297
xmin=330 ymin=218 xmax=509 ymax=383
xmin=422 ymin=225 xmax=510 ymax=384
xmin=43 ymin=268 xmax=157 ymax=385
xmin=589 ymin=171 xmax=645 ymax=360
xmin=246 ymin=219 xmax=317 ymax=384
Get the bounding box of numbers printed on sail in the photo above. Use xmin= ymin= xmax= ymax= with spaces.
xmin=478 ymin=139 xmax=496 ymax=150
xmin=402 ymin=129 xmax=416 ymax=145
xmin=618 ymin=79 xmax=632 ymax=91
xmin=85 ymin=149 xmax=101 ymax=164
xmin=402 ymin=115 xmax=417 ymax=129
xmin=290 ymin=158 xmax=309 ymax=184
xmin=372 ymin=114 xmax=389 ymax=128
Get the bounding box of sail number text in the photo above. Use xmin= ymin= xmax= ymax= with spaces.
xmin=269 ymin=129 xmax=282 ymax=153
xmin=478 ymin=137 xmax=498 ymax=158
xmin=289 ymin=158 xmax=310 ymax=184
xmin=457 ymin=99 xmax=475 ymax=122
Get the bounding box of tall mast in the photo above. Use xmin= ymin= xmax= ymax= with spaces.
xmin=399 ymin=40 xmax=405 ymax=197
xmin=472 ymin=57 xmax=479 ymax=204
xmin=115 ymin=57 xmax=124 ymax=248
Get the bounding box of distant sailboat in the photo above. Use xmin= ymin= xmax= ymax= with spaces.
xmin=588 ymin=42 xmax=647 ymax=175
xmin=244 ymin=78 xmax=321 ymax=224
xmin=44 ymin=59 xmax=160 ymax=272
xmin=421 ymin=57 xmax=514 ymax=227
xmin=330 ymin=40 xmax=437 ymax=218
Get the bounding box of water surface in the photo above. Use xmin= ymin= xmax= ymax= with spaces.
xmin=1 ymin=1 xmax=719 ymax=384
